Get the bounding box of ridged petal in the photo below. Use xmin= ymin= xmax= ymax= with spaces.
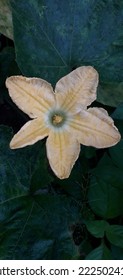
xmin=69 ymin=107 xmax=121 ymax=148
xmin=6 ymin=76 xmax=55 ymax=118
xmin=55 ymin=66 xmax=98 ymax=114
xmin=46 ymin=130 xmax=80 ymax=179
xmin=10 ymin=118 xmax=49 ymax=149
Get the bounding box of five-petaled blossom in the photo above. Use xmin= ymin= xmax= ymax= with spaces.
xmin=6 ymin=66 xmax=121 ymax=179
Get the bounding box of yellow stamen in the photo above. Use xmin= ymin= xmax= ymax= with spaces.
xmin=52 ymin=114 xmax=63 ymax=125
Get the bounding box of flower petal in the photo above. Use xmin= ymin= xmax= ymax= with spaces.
xmin=10 ymin=118 xmax=49 ymax=149
xmin=55 ymin=66 xmax=98 ymax=114
xmin=6 ymin=76 xmax=55 ymax=118
xmin=46 ymin=130 xmax=80 ymax=179
xmin=69 ymin=107 xmax=121 ymax=148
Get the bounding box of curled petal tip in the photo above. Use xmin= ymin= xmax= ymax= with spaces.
xmin=10 ymin=141 xmax=15 ymax=150
xmin=113 ymin=129 xmax=121 ymax=144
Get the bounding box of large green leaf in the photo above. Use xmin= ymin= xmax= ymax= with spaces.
xmin=0 ymin=126 xmax=80 ymax=259
xmin=92 ymin=154 xmax=123 ymax=189
xmin=88 ymin=154 xmax=123 ymax=218
xmin=97 ymin=83 xmax=123 ymax=107
xmin=85 ymin=242 xmax=112 ymax=260
xmin=88 ymin=177 xmax=123 ymax=219
xmin=85 ymin=220 xmax=109 ymax=238
xmin=10 ymin=0 xmax=123 ymax=106
xmin=106 ymin=225 xmax=123 ymax=248
xmin=0 ymin=195 xmax=80 ymax=259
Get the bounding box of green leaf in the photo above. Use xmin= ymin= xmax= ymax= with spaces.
xmin=111 ymin=245 xmax=123 ymax=260
xmin=112 ymin=103 xmax=123 ymax=120
xmin=0 ymin=194 xmax=80 ymax=259
xmin=88 ymin=176 xmax=123 ymax=219
xmin=78 ymin=239 xmax=93 ymax=260
xmin=0 ymin=0 xmax=13 ymax=39
xmin=0 ymin=194 xmax=80 ymax=260
xmin=10 ymin=0 xmax=123 ymax=106
xmin=92 ymin=154 xmax=123 ymax=189
xmin=106 ymin=225 xmax=123 ymax=248
xmin=85 ymin=243 xmax=112 ymax=260
xmin=0 ymin=126 xmax=41 ymax=194
xmin=85 ymin=220 xmax=109 ymax=238
xmin=0 ymin=126 xmax=80 ymax=259
xmin=97 ymin=83 xmax=123 ymax=107
xmin=109 ymin=140 xmax=123 ymax=170
xmin=88 ymin=153 xmax=123 ymax=218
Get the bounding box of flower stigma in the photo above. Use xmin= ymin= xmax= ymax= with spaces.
xmin=52 ymin=114 xmax=63 ymax=124
xmin=50 ymin=111 xmax=66 ymax=127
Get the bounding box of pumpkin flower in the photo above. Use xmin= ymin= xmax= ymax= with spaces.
xmin=6 ymin=66 xmax=121 ymax=179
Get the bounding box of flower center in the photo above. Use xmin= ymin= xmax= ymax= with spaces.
xmin=49 ymin=111 xmax=66 ymax=128
xmin=52 ymin=114 xmax=63 ymax=125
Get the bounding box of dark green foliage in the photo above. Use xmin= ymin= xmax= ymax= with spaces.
xmin=10 ymin=0 xmax=123 ymax=105
xmin=0 ymin=0 xmax=123 ymax=259
xmin=0 ymin=126 xmax=81 ymax=259
xmin=85 ymin=242 xmax=112 ymax=260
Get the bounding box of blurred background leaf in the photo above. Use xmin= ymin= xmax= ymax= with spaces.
xmin=85 ymin=242 xmax=112 ymax=260
xmin=85 ymin=220 xmax=109 ymax=238
xmin=0 ymin=0 xmax=13 ymax=40
xmin=106 ymin=225 xmax=123 ymax=248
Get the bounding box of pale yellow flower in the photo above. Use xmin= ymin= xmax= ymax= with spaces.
xmin=6 ymin=66 xmax=121 ymax=179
